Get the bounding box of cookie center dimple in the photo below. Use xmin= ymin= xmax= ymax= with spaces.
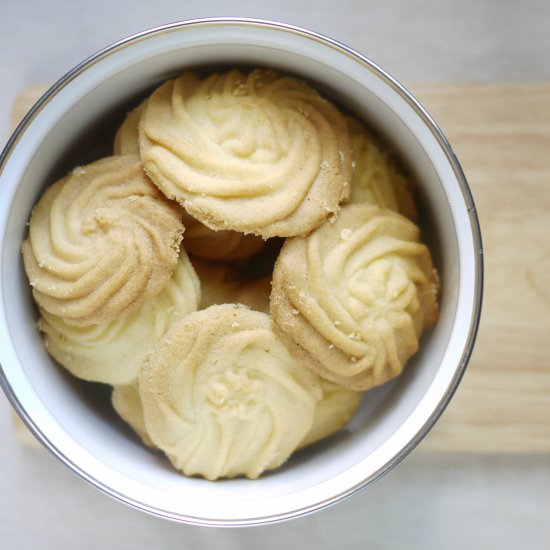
xmin=347 ymin=259 xmax=416 ymax=323
xmin=205 ymin=366 xmax=264 ymax=420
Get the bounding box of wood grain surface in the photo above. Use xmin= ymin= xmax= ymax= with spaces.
xmin=9 ymin=84 xmax=550 ymax=452
xmin=411 ymin=84 xmax=550 ymax=451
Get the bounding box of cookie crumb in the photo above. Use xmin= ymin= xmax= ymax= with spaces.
xmin=72 ymin=166 xmax=86 ymax=177
xmin=340 ymin=228 xmax=352 ymax=241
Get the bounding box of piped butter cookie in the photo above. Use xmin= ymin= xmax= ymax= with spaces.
xmin=114 ymin=99 xmax=265 ymax=260
xmin=37 ymin=249 xmax=200 ymax=385
xmin=347 ymin=117 xmax=416 ymax=219
xmin=299 ymin=379 xmax=362 ymax=448
xmin=22 ymin=155 xmax=184 ymax=326
xmin=139 ymin=304 xmax=322 ymax=480
xmin=113 ymin=100 xmax=147 ymax=156
xmin=270 ymin=203 xmax=439 ymax=391
xmin=139 ymin=69 xmax=353 ymax=238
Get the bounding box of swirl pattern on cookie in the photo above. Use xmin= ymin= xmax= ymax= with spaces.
xmin=270 ymin=203 xmax=439 ymax=391
xmin=22 ymin=155 xmax=184 ymax=326
xmin=347 ymin=117 xmax=416 ymax=219
xmin=37 ymin=250 xmax=200 ymax=385
xmin=114 ymin=99 xmax=265 ymax=260
xmin=139 ymin=304 xmax=322 ymax=480
xmin=139 ymin=69 xmax=353 ymax=238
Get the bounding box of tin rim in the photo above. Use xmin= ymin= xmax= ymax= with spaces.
xmin=0 ymin=17 xmax=483 ymax=526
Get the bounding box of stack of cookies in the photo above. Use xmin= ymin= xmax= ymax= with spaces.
xmin=22 ymin=68 xmax=439 ymax=480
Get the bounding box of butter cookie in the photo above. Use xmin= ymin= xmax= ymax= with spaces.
xmin=299 ymin=379 xmax=362 ymax=448
xmin=37 ymin=250 xmax=200 ymax=384
xmin=347 ymin=117 xmax=416 ymax=219
xmin=139 ymin=304 xmax=321 ymax=480
xmin=112 ymin=383 xmax=155 ymax=448
xmin=115 ymin=99 xmax=265 ymax=260
xmin=271 ymin=203 xmax=438 ymax=390
xmin=139 ymin=69 xmax=352 ymax=238
xmin=22 ymin=155 xmax=184 ymax=326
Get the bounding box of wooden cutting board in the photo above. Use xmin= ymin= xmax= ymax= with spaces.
xmin=411 ymin=84 xmax=550 ymax=452
xmin=8 ymin=84 xmax=550 ymax=452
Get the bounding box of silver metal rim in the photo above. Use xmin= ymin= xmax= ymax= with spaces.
xmin=0 ymin=17 xmax=483 ymax=527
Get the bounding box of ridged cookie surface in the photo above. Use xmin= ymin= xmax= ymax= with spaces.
xmin=347 ymin=117 xmax=416 ymax=219
xmin=270 ymin=203 xmax=439 ymax=391
xmin=114 ymin=99 xmax=265 ymax=260
xmin=22 ymin=155 xmax=184 ymax=326
xmin=139 ymin=69 xmax=353 ymax=238
xmin=37 ymin=250 xmax=200 ymax=385
xmin=139 ymin=304 xmax=322 ymax=480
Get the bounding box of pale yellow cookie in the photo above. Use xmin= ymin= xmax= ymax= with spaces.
xmin=139 ymin=304 xmax=322 ymax=480
xmin=181 ymin=210 xmax=265 ymax=261
xmin=139 ymin=69 xmax=353 ymax=238
xmin=112 ymin=383 xmax=155 ymax=448
xmin=347 ymin=117 xmax=417 ymax=219
xmin=37 ymin=250 xmax=200 ymax=385
xmin=114 ymin=99 xmax=265 ymax=260
xmin=113 ymin=100 xmax=147 ymax=155
xmin=22 ymin=155 xmax=184 ymax=326
xmin=270 ymin=203 xmax=439 ymax=391
xmin=299 ymin=379 xmax=362 ymax=448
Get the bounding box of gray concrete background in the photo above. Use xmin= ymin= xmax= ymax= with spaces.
xmin=1 ymin=1 xmax=550 ymax=548
xmin=1 ymin=0 xmax=549 ymax=144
